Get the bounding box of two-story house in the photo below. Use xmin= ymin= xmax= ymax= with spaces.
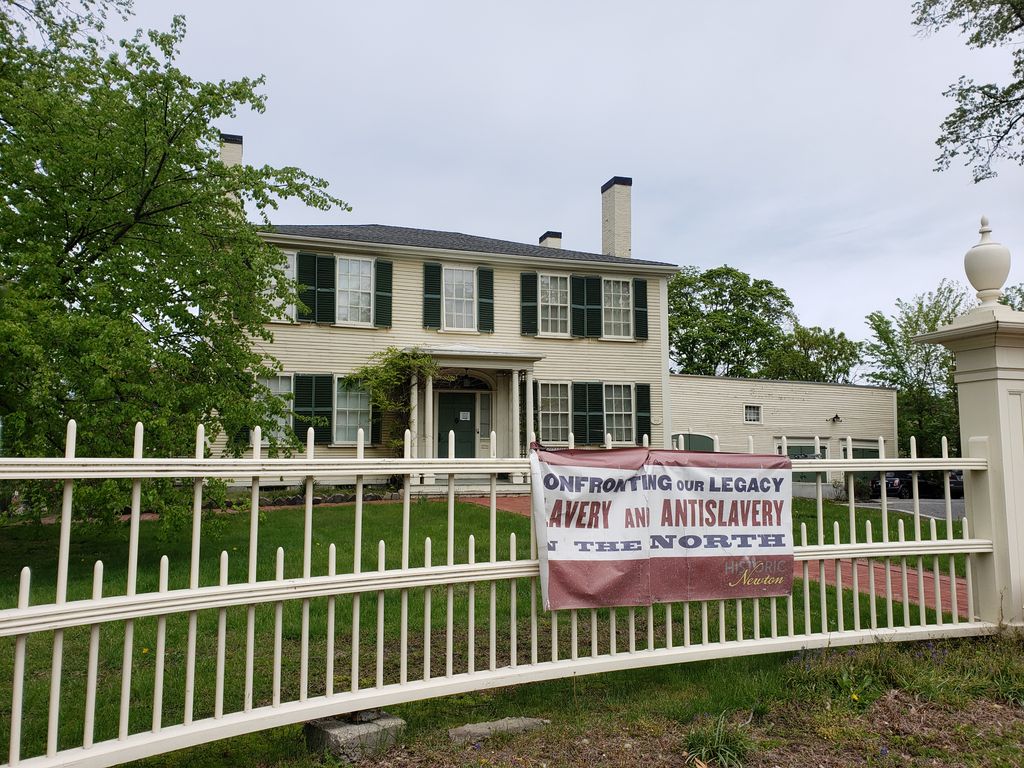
xmin=255 ymin=175 xmax=678 ymax=472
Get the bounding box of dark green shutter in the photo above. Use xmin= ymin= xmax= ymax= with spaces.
xmin=520 ymin=272 xmax=538 ymax=335
xmin=296 ymin=252 xmax=317 ymax=322
xmin=588 ymin=382 xmax=605 ymax=444
xmin=572 ymin=381 xmax=605 ymax=445
xmin=572 ymin=382 xmax=588 ymax=443
xmin=293 ymin=374 xmax=333 ymax=444
xmin=423 ymin=262 xmax=442 ymax=329
xmin=478 ymin=267 xmax=494 ymax=332
xmin=633 ymin=278 xmax=648 ymax=340
xmin=370 ymin=405 xmax=382 ymax=445
xmin=315 ymin=255 xmax=335 ymax=323
xmin=373 ymin=260 xmax=393 ymax=328
xmin=635 ymin=383 xmax=651 ymax=446
xmin=570 ymin=276 xmax=586 ymax=337
xmin=584 ymin=276 xmax=602 ymax=338
xmin=293 ymin=375 xmax=312 ymax=441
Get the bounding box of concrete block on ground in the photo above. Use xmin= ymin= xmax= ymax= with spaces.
xmin=449 ymin=716 xmax=550 ymax=744
xmin=304 ymin=712 xmax=405 ymax=763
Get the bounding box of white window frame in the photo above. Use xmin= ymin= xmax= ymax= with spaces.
xmin=335 ymin=255 xmax=375 ymax=327
xmin=538 ymin=380 xmax=573 ymax=445
xmin=442 ymin=264 xmax=478 ymax=332
xmin=603 ymin=382 xmax=635 ymax=445
xmin=332 ymin=376 xmax=374 ymax=446
xmin=601 ymin=278 xmax=633 ymax=340
xmin=269 ymin=251 xmax=297 ymax=323
xmin=478 ymin=392 xmax=492 ymax=442
xmin=255 ymin=373 xmax=293 ymax=444
xmin=743 ymin=404 xmax=762 ymax=424
xmin=538 ymin=273 xmax=570 ymax=337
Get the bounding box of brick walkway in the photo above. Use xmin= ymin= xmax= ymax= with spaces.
xmin=460 ymin=495 xmax=969 ymax=618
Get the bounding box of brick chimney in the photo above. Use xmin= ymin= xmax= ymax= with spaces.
xmin=219 ymin=133 xmax=243 ymax=167
xmin=539 ymin=230 xmax=562 ymax=249
xmin=601 ymin=176 xmax=632 ymax=259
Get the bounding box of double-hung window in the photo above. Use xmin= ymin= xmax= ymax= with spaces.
xmin=335 ymin=379 xmax=373 ymax=444
xmin=539 ymin=382 xmax=571 ymax=443
xmin=443 ymin=267 xmax=477 ymax=330
xmin=337 ymin=257 xmax=373 ymax=325
xmin=256 ymin=374 xmax=293 ymax=442
xmin=295 ymin=252 xmax=392 ymax=328
xmin=539 ymin=275 xmax=569 ymax=335
xmin=604 ymin=383 xmax=634 ymax=443
xmin=602 ymin=279 xmax=632 ymax=338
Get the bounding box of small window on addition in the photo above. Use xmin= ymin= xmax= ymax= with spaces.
xmin=744 ymin=404 xmax=762 ymax=424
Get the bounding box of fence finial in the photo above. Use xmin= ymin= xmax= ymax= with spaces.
xmin=965 ymin=215 xmax=1011 ymax=307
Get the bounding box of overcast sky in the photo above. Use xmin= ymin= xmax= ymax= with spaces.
xmin=122 ymin=2 xmax=1024 ymax=340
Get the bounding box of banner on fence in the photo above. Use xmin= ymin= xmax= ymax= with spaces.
xmin=529 ymin=446 xmax=794 ymax=610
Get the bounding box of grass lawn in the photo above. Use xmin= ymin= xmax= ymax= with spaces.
xmin=0 ymin=497 xmax=987 ymax=767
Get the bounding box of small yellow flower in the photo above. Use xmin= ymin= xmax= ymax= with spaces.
xmin=142 ymin=648 xmax=149 ymax=654
xmin=851 ymin=692 xmax=859 ymax=702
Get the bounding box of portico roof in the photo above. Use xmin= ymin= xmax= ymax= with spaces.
xmin=408 ymin=344 xmax=544 ymax=370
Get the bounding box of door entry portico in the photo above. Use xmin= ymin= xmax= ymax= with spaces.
xmin=437 ymin=392 xmax=476 ymax=458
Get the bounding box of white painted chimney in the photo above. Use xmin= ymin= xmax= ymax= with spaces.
xmin=219 ymin=133 xmax=243 ymax=167
xmin=539 ymin=230 xmax=562 ymax=249
xmin=601 ymin=176 xmax=632 ymax=259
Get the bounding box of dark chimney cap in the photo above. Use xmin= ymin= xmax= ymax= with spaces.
xmin=539 ymin=231 xmax=562 ymax=243
xmin=219 ymin=133 xmax=244 ymax=145
xmin=601 ymin=176 xmax=632 ymax=193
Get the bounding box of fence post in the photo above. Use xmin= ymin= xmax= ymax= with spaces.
xmin=918 ymin=217 xmax=1024 ymax=625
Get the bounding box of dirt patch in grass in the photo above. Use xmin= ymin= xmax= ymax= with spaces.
xmin=350 ymin=691 xmax=1024 ymax=768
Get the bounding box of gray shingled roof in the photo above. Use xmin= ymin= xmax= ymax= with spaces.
xmin=265 ymin=224 xmax=676 ymax=268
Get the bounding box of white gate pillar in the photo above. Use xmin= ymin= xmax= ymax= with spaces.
xmin=918 ymin=218 xmax=1024 ymax=625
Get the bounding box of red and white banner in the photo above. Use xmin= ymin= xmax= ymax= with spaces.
xmin=529 ymin=446 xmax=794 ymax=610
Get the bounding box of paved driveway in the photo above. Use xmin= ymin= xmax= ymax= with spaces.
xmin=858 ymin=497 xmax=965 ymax=521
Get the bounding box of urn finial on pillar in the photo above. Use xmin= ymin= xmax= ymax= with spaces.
xmin=964 ymin=216 xmax=1011 ymax=307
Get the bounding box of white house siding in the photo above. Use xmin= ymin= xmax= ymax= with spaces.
xmin=670 ymin=374 xmax=898 ymax=485
xmin=231 ymin=241 xmax=674 ymax=460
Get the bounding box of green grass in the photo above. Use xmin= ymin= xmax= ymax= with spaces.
xmin=0 ymin=496 xmax=977 ymax=766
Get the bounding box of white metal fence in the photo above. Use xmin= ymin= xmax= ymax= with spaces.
xmin=0 ymin=422 xmax=994 ymax=768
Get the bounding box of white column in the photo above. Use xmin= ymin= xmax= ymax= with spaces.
xmin=918 ymin=218 xmax=1024 ymax=625
xmin=525 ymin=369 xmax=535 ymax=446
xmin=424 ymin=375 xmax=434 ymax=485
xmin=409 ymin=374 xmax=419 ymax=484
xmin=511 ymin=369 xmax=522 ymax=483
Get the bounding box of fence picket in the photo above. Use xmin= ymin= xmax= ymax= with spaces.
xmin=10 ymin=568 xmax=31 ymax=765
xmin=866 ymin=521 xmax=877 ymax=630
xmin=273 ymin=548 xmax=284 ymax=707
xmin=300 ymin=430 xmax=314 ymax=702
xmin=327 ymin=544 xmax=336 ymax=696
xmin=153 ymin=556 xmax=169 ymax=731
xmin=244 ymin=427 xmax=261 ymax=714
xmin=898 ymin=520 xmax=910 ymax=627
xmin=468 ymin=536 xmax=476 ymax=674
xmin=84 ymin=562 xmax=102 ymax=749
xmin=215 ymin=552 xmax=228 ymax=720
xmin=48 ymin=421 xmax=76 ymax=757
xmin=185 ymin=424 xmax=204 ymax=725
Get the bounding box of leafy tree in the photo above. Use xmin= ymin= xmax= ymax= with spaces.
xmin=668 ymin=266 xmax=795 ymax=377
xmin=1000 ymin=282 xmax=1024 ymax=309
xmin=763 ymin=325 xmax=863 ymax=384
xmin=913 ymin=0 xmax=1024 ymax=181
xmin=863 ymin=279 xmax=972 ymax=457
xmin=350 ymin=348 xmax=448 ymax=457
xmin=0 ymin=1 xmax=347 ymax=474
